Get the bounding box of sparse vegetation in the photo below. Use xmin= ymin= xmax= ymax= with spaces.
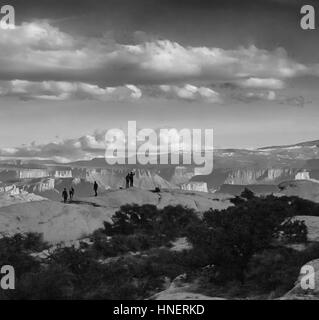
xmin=1 ymin=192 xmax=319 ymax=300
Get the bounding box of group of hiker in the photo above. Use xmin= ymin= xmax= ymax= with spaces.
xmin=125 ymin=171 xmax=135 ymax=188
xmin=61 ymin=172 xmax=135 ymax=203
xmin=62 ymin=186 xmax=75 ymax=203
xmin=62 ymin=181 xmax=99 ymax=203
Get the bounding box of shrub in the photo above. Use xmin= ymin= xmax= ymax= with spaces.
xmin=240 ymin=188 xmax=256 ymax=200
xmin=0 ymin=197 xmax=316 ymax=300
xmin=102 ymin=204 xmax=200 ymax=242
xmin=276 ymin=218 xmax=308 ymax=243
xmin=187 ymin=195 xmax=310 ymax=283
xmin=0 ymin=233 xmax=44 ymax=279
xmin=245 ymin=247 xmax=301 ymax=296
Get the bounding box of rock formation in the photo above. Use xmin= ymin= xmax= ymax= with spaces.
xmin=0 ymin=188 xmax=233 ymax=244
xmin=181 ymin=182 xmax=208 ymax=193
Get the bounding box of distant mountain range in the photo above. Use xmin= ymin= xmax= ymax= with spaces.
xmin=258 ymin=139 xmax=319 ymax=150
xmin=63 ymin=138 xmax=319 ymax=170
xmin=1 ymin=138 xmax=319 ymax=196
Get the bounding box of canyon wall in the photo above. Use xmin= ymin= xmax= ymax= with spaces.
xmin=181 ymin=182 xmax=208 ymax=193
xmin=18 ymin=169 xmax=49 ymax=179
xmin=295 ymin=171 xmax=311 ymax=180
xmin=224 ymin=168 xmax=297 ymax=185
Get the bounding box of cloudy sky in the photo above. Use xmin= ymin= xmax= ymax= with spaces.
xmin=0 ymin=0 xmax=319 ymax=161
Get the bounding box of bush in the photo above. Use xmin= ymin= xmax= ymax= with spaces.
xmin=102 ymin=204 xmax=200 ymax=242
xmin=240 ymin=188 xmax=256 ymax=200
xmin=187 ymin=195 xmax=310 ymax=283
xmin=276 ymin=218 xmax=308 ymax=243
xmin=0 ymin=233 xmax=46 ymax=280
xmin=245 ymin=247 xmax=301 ymax=296
xmin=0 ymin=197 xmax=316 ymax=300
xmin=103 ymin=204 xmax=159 ymax=236
xmin=14 ymin=265 xmax=75 ymax=300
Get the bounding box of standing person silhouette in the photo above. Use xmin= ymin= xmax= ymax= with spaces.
xmin=71 ymin=187 xmax=75 ymax=199
xmin=62 ymin=188 xmax=68 ymax=203
xmin=93 ymin=181 xmax=98 ymax=196
xmin=125 ymin=173 xmax=130 ymax=189
xmin=69 ymin=187 xmax=74 ymax=201
xmin=129 ymin=171 xmax=135 ymax=188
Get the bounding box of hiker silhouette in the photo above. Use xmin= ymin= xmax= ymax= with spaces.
xmin=69 ymin=187 xmax=74 ymax=201
xmin=125 ymin=173 xmax=130 ymax=189
xmin=62 ymin=188 xmax=68 ymax=203
xmin=93 ymin=181 xmax=98 ymax=196
xmin=129 ymin=171 xmax=135 ymax=187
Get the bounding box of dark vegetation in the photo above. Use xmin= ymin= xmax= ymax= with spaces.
xmin=0 ymin=189 xmax=319 ymax=299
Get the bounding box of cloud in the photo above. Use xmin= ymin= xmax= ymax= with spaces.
xmin=0 ymin=79 xmax=223 ymax=103
xmin=0 ymin=131 xmax=108 ymax=162
xmin=228 ymin=87 xmax=309 ymax=108
xmin=0 ymin=21 xmax=310 ymax=87
xmin=246 ymin=91 xmax=277 ymax=101
xmin=231 ymin=90 xmax=277 ymax=103
xmin=0 ymin=80 xmax=142 ymax=101
xmin=0 ymin=20 xmax=316 ymax=106
xmin=237 ymin=78 xmax=285 ymax=90
xmin=125 ymin=85 xmax=142 ymax=99
xmin=158 ymin=84 xmax=221 ymax=103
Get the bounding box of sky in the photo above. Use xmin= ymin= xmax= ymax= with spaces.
xmin=0 ymin=0 xmax=319 ymax=161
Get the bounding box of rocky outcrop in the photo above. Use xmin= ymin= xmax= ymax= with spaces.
xmin=0 ymin=188 xmax=233 ymax=244
xmin=0 ymin=184 xmax=21 ymax=195
xmin=32 ymin=178 xmax=55 ymax=193
xmin=0 ymin=200 xmax=109 ymax=243
xmin=0 ymin=191 xmax=44 ymax=207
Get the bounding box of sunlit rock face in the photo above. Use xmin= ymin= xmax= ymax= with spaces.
xmin=295 ymin=171 xmax=311 ymax=180
xmin=18 ymin=169 xmax=49 ymax=179
xmin=34 ymin=178 xmax=55 ymax=192
xmin=181 ymin=182 xmax=208 ymax=193
xmin=85 ymin=168 xmax=129 ymax=190
xmin=0 ymin=184 xmax=21 ymax=195
xmin=54 ymin=170 xmax=72 ymax=178
xmin=136 ymin=170 xmax=178 ymax=190
xmin=224 ymin=168 xmax=296 ymax=185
